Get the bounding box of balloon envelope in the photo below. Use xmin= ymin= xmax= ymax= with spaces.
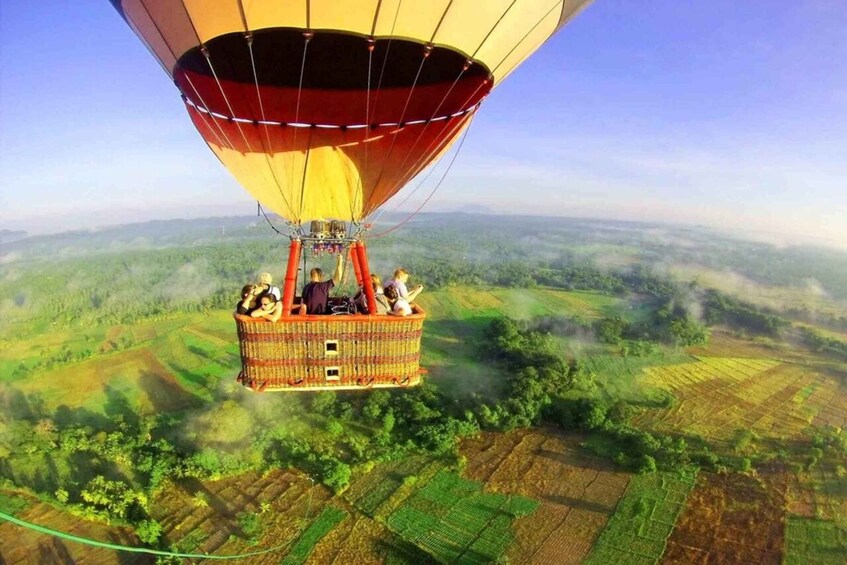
xmin=109 ymin=0 xmax=592 ymax=224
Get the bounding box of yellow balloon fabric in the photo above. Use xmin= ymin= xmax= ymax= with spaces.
xmin=110 ymin=0 xmax=592 ymax=223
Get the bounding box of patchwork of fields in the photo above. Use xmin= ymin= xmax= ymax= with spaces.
xmin=2 ymin=285 xmax=847 ymax=563
xmin=461 ymin=430 xmax=632 ymax=564
xmin=633 ymin=357 xmax=847 ymax=444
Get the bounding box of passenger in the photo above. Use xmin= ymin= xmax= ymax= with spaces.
xmin=355 ymin=274 xmax=391 ymax=314
xmin=237 ymin=284 xmax=259 ymax=315
xmin=251 ymin=293 xmax=283 ymax=322
xmin=385 ymin=284 xmax=412 ymax=317
xmin=386 ymin=268 xmax=423 ymax=303
xmin=256 ymin=272 xmax=282 ymax=301
xmin=300 ymin=253 xmax=344 ymax=315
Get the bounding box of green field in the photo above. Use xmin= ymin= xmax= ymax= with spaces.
xmin=281 ymin=506 xmax=347 ymax=565
xmin=785 ymin=516 xmax=847 ymax=565
xmin=385 ymin=470 xmax=539 ymax=564
xmin=585 ymin=469 xmax=698 ymax=564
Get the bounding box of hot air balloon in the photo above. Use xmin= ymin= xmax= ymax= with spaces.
xmin=109 ymin=0 xmax=593 ymax=391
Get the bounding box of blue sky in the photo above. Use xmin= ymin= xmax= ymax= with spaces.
xmin=2 ymin=1 xmax=846 ymax=247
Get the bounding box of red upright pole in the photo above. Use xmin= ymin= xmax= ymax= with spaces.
xmin=282 ymin=238 xmax=301 ymax=316
xmin=349 ymin=242 xmax=364 ymax=288
xmin=356 ymin=241 xmax=377 ymax=315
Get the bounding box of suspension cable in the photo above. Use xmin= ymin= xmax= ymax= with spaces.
xmin=0 ymin=477 xmax=315 ymax=560
xmin=133 ymin=1 xmax=232 ymax=150
xmin=369 ymin=0 xmax=563 ymax=232
xmin=370 ymin=110 xmax=478 ymax=238
xmin=244 ymin=23 xmax=296 ymax=216
xmin=294 ymin=32 xmax=313 ymax=222
xmin=369 ymin=1 xmax=517 ymax=225
xmin=258 ymin=203 xmax=285 ymax=235
xmin=363 ymin=0 xmax=455 ymax=214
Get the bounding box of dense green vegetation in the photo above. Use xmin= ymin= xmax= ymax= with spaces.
xmin=2 ymin=213 xmax=846 ymax=559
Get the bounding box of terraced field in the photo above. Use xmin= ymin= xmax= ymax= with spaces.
xmin=385 ymin=470 xmax=538 ymax=564
xmin=633 ymin=357 xmax=847 ymax=444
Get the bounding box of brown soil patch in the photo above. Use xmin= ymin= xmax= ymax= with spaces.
xmin=461 ymin=428 xmax=631 ymax=565
xmin=663 ymin=472 xmax=786 ymax=565
xmin=0 ymin=497 xmax=142 ymax=564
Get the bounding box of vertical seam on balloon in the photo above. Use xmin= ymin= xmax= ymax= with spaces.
xmin=348 ymin=46 xmax=375 ymax=229
xmin=349 ymin=0 xmax=400 ymax=228
xmin=471 ymin=0 xmax=519 ymax=59
xmin=364 ymin=0 xmax=452 ymax=220
xmin=160 ymin=0 xmax=238 ymax=148
xmin=370 ymin=0 xmax=383 ymax=37
xmin=370 ymin=0 xmax=517 ymax=225
xmin=179 ymin=0 xmax=289 ymax=213
xmin=298 ymin=127 xmax=315 ymax=223
xmin=491 ymin=0 xmax=564 ymax=79
xmin=294 ymin=34 xmax=313 ymax=224
xmin=235 ymin=0 xmax=249 ymax=32
xmin=133 ymin=0 xmax=230 ymax=151
xmin=239 ymin=0 xmax=297 ymax=222
xmin=370 ymin=0 xmax=561 ymax=231
xmin=176 ymin=0 xmax=256 ymax=156
xmin=371 ymin=110 xmax=478 ymax=238
xmin=368 ymin=0 xmax=403 ymax=135
xmin=429 ymin=0 xmax=454 ymax=43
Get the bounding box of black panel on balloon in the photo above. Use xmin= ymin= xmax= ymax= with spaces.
xmin=176 ymin=28 xmax=491 ymax=90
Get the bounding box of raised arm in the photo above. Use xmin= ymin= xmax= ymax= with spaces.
xmin=331 ymin=253 xmax=344 ymax=286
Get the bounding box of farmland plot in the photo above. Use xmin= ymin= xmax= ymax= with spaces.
xmin=0 ymin=494 xmax=142 ymax=564
xmin=663 ymin=471 xmax=785 ymax=564
xmin=305 ymin=510 xmax=434 ymax=565
xmin=282 ymin=506 xmax=346 ymax=565
xmin=585 ymin=469 xmax=697 ymax=565
xmin=153 ymin=469 xmax=332 ymax=559
xmin=797 ymin=462 xmax=847 ymax=522
xmin=784 ymin=516 xmax=847 ymax=565
xmin=386 ymin=470 xmax=538 ymax=564
xmin=633 ymin=357 xmax=847 ymax=444
xmin=344 ymin=456 xmax=433 ymax=518
xmin=462 ymin=429 xmax=631 ymax=564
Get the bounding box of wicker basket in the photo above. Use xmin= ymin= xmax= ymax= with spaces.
xmin=234 ymin=307 xmax=425 ymax=391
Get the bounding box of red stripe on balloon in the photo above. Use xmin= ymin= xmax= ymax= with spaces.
xmin=174 ymin=69 xmax=489 ymax=126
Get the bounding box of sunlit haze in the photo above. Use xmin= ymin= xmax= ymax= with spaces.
xmin=2 ymin=1 xmax=846 ymax=248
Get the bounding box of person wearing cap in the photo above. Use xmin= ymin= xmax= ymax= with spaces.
xmin=256 ymin=272 xmax=281 ymax=301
